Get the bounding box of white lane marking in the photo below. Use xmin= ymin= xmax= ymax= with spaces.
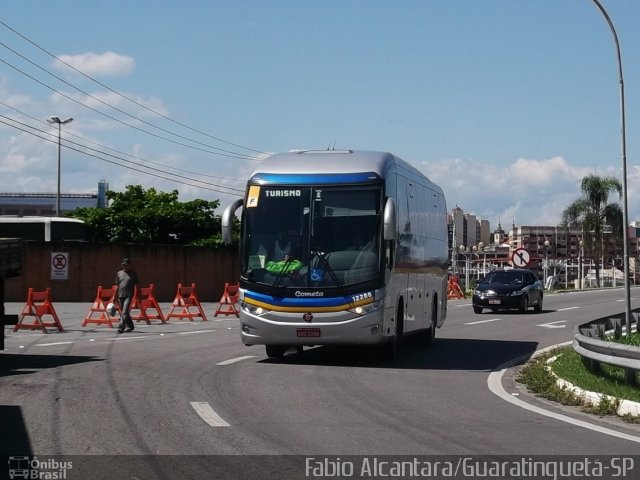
xmin=112 ymin=335 xmax=147 ymax=341
xmin=537 ymin=321 xmax=567 ymax=329
xmin=190 ymin=401 xmax=230 ymax=427
xmin=216 ymin=355 xmax=256 ymax=366
xmin=177 ymin=330 xmax=217 ymax=335
xmin=487 ymin=345 xmax=640 ymax=444
xmin=465 ymin=318 xmax=502 ymax=325
xmin=35 ymin=342 xmax=74 ymax=347
xmin=558 ymin=306 xmax=579 ymax=311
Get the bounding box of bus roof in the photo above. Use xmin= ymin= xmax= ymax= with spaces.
xmin=250 ymin=150 xmax=438 ymax=189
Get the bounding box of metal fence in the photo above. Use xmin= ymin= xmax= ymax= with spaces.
xmin=573 ymin=310 xmax=640 ymax=385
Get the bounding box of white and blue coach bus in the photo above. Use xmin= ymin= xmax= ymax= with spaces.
xmin=221 ymin=150 xmax=448 ymax=359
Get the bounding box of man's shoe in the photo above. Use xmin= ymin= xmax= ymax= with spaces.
xmin=117 ymin=329 xmax=124 ymax=334
xmin=124 ymin=327 xmax=134 ymax=333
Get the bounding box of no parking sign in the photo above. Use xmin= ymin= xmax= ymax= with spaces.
xmin=51 ymin=252 xmax=69 ymax=280
xmin=511 ymin=248 xmax=531 ymax=268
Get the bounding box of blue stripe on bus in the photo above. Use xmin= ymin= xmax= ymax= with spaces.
xmin=250 ymin=172 xmax=380 ymax=185
xmin=244 ymin=290 xmax=373 ymax=309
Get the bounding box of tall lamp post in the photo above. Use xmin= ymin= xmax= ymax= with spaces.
xmin=459 ymin=245 xmax=470 ymax=292
xmin=578 ymin=240 xmax=584 ymax=290
xmin=590 ymin=0 xmax=631 ymax=334
xmin=47 ymin=116 xmax=73 ymax=217
xmin=544 ymin=239 xmax=550 ymax=289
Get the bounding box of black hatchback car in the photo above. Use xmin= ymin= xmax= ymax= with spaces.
xmin=472 ymin=268 xmax=543 ymax=314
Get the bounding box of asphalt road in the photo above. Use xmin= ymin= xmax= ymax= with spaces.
xmin=1 ymin=290 xmax=639 ymax=478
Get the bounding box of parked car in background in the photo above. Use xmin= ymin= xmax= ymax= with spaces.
xmin=472 ymin=268 xmax=543 ymax=314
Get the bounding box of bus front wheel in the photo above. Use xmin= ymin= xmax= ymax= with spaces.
xmin=380 ymin=337 xmax=397 ymax=361
xmin=380 ymin=302 xmax=403 ymax=361
xmin=424 ymin=300 xmax=437 ymax=346
xmin=265 ymin=345 xmax=287 ymax=358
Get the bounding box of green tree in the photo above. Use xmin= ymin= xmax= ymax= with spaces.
xmin=70 ymin=185 xmax=223 ymax=245
xmin=561 ymin=174 xmax=623 ymax=288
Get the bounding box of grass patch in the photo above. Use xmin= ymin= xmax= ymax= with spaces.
xmin=551 ymin=348 xmax=640 ymax=403
xmin=516 ymin=347 xmax=640 ymax=422
xmin=515 ymin=350 xmax=582 ymax=406
xmin=606 ymin=332 xmax=640 ymax=347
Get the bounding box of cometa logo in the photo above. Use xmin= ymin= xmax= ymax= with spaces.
xmin=295 ymin=291 xmax=324 ymax=297
xmin=265 ymin=189 xmax=302 ymax=197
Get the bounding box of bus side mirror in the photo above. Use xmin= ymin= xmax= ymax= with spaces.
xmin=383 ymin=197 xmax=396 ymax=241
xmin=221 ymin=198 xmax=244 ymax=244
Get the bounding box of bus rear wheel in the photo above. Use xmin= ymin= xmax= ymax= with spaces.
xmin=265 ymin=345 xmax=287 ymax=358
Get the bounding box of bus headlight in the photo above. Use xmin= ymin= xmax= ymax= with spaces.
xmin=241 ymin=301 xmax=269 ymax=316
xmin=348 ymin=299 xmax=384 ymax=316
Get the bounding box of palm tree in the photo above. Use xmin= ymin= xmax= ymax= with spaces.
xmin=561 ymin=174 xmax=623 ymax=288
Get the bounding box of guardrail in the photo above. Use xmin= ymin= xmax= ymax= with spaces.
xmin=573 ymin=309 xmax=640 ymax=385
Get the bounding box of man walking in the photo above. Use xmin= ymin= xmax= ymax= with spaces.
xmin=115 ymin=258 xmax=139 ymax=333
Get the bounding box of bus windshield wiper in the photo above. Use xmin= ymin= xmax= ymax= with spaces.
xmin=312 ymin=250 xmax=342 ymax=287
xmin=272 ymin=255 xmax=295 ymax=288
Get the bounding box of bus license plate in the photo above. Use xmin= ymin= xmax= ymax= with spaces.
xmin=489 ymin=300 xmax=501 ymax=305
xmin=297 ymin=328 xmax=321 ymax=338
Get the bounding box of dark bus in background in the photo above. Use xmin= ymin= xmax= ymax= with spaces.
xmin=0 ymin=217 xmax=87 ymax=242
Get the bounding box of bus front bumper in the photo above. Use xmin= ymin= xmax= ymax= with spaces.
xmin=239 ymin=311 xmax=388 ymax=346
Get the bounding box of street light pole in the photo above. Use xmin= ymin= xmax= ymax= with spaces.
xmin=590 ymin=0 xmax=631 ymax=334
xmin=459 ymin=245 xmax=470 ymax=293
xmin=578 ymin=240 xmax=584 ymax=289
xmin=544 ymin=239 xmax=550 ymax=288
xmin=47 ymin=116 xmax=73 ymax=217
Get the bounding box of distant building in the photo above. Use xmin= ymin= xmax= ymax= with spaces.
xmin=447 ymin=206 xmax=490 ymax=250
xmin=448 ymin=206 xmax=640 ymax=286
xmin=0 ymin=180 xmax=109 ymax=216
xmin=97 ymin=179 xmax=109 ymax=208
xmin=493 ymin=220 xmax=508 ymax=246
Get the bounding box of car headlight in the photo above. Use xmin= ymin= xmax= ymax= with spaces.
xmin=509 ymin=290 xmax=525 ymax=296
xmin=475 ymin=289 xmax=496 ymax=297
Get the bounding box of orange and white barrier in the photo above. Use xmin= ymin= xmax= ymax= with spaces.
xmin=166 ymin=283 xmax=207 ymax=322
xmin=14 ymin=287 xmax=64 ymax=333
xmin=447 ymin=275 xmax=466 ymax=300
xmin=82 ymin=285 xmax=120 ymax=328
xmin=130 ymin=283 xmax=166 ymax=324
xmin=213 ymin=282 xmax=240 ymax=318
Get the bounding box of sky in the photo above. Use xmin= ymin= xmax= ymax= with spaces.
xmin=1 ymin=0 xmax=640 ymax=232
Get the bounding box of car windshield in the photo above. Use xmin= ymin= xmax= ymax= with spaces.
xmin=483 ymin=271 xmax=526 ymax=285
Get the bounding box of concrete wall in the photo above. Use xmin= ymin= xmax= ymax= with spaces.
xmin=4 ymin=242 xmax=240 ymax=303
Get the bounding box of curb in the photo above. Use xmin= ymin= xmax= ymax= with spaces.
xmin=545 ymin=354 xmax=640 ymax=417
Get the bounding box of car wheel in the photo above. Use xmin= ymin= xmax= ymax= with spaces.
xmin=534 ymin=294 xmax=543 ymax=312
xmin=519 ymin=296 xmax=529 ymax=313
xmin=473 ymin=305 xmax=482 ymax=314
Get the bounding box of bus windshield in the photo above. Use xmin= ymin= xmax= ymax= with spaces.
xmin=241 ymin=185 xmax=382 ymax=289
